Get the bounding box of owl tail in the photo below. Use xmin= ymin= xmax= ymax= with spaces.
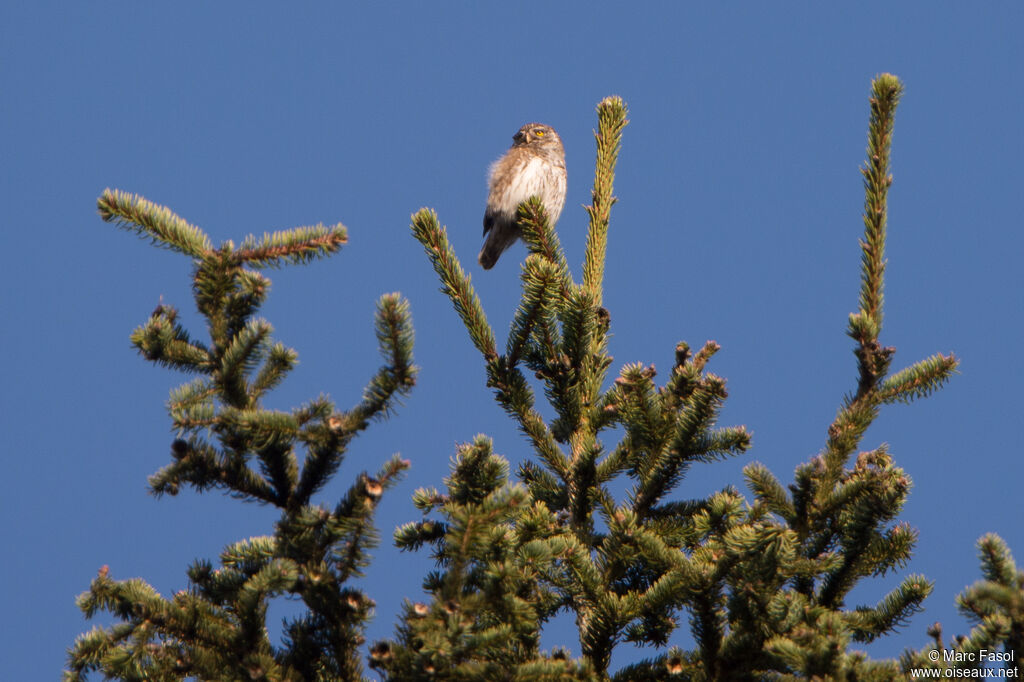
xmin=478 ymin=242 xmax=501 ymax=270
xmin=478 ymin=219 xmax=519 ymax=270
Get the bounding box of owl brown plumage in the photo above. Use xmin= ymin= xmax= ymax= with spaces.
xmin=479 ymin=123 xmax=567 ymax=269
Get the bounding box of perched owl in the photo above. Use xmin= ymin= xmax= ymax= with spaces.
xmin=479 ymin=123 xmax=567 ymax=269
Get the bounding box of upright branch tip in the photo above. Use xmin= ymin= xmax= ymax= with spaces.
xmin=855 ymin=74 xmax=904 ymax=338
xmin=583 ymin=96 xmax=629 ymax=303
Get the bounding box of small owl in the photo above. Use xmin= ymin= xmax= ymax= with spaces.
xmin=479 ymin=123 xmax=567 ymax=269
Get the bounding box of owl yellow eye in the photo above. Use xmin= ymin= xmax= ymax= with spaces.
xmin=534 ymin=129 xmax=545 ymax=137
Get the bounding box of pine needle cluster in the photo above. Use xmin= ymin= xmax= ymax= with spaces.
xmin=372 ymin=435 xmax=593 ymax=680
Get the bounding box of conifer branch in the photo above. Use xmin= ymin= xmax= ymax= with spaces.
xmin=878 ymin=352 xmax=958 ymax=404
xmin=148 ymin=437 xmax=278 ymax=502
xmin=976 ymin=534 xmax=1020 ymax=587
xmin=507 ymin=255 xmax=562 ymax=367
xmin=855 ymin=74 xmax=902 ymax=339
xmin=411 ymin=208 xmax=497 ymax=358
xmin=583 ymin=96 xmax=628 ymax=304
xmin=559 ymin=287 xmax=603 ymax=390
xmin=593 ymin=437 xmax=630 ymax=484
xmin=847 ymin=75 xmax=902 ymax=400
xmin=130 ymin=306 xmax=212 ymax=373
xmin=235 ymin=224 xmax=348 ymax=267
xmin=219 ymin=318 xmax=273 ymax=401
xmin=250 ymin=342 xmax=297 ymax=399
xmin=822 ymin=74 xmax=959 ymax=485
xmin=820 ymin=76 xmax=906 ymax=477
xmin=167 ymin=379 xmax=214 ymax=409
xmin=847 ymin=574 xmax=932 ymax=642
xmin=244 ymin=423 xmax=299 ymax=502
xmin=223 ymin=269 xmax=271 ymax=333
xmin=352 ymin=293 xmax=419 ymax=423
xmin=518 ymin=196 xmax=573 ymax=300
xmin=98 ymin=188 xmax=213 ymax=256
xmin=325 ymin=458 xmax=408 ymax=582
xmin=744 ymin=463 xmax=796 ymax=523
xmin=291 ymin=424 xmax=349 ymax=508
xmin=660 ymin=341 xmax=717 ymax=412
xmin=487 ymin=356 xmax=570 ymax=478
xmin=518 ymin=460 xmax=569 ymax=509
xmin=221 ymin=535 xmax=277 ymax=569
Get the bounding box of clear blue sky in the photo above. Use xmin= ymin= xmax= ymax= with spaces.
xmin=3 ymin=3 xmax=1022 ymax=677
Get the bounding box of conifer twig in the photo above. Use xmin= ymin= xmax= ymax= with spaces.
xmin=518 ymin=197 xmax=573 ymax=301
xmin=582 ymin=96 xmax=628 ymax=305
xmin=856 ymin=75 xmax=902 ymax=338
xmin=825 ymin=74 xmax=905 ymax=476
xmin=98 ymin=188 xmax=213 ymax=256
xmin=236 ymin=224 xmax=348 ymax=267
xmin=411 ymin=208 xmax=497 ymax=359
xmin=848 ymin=73 xmax=902 ymax=399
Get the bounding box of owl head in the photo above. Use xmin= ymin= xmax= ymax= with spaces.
xmin=512 ymin=123 xmax=563 ymax=154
